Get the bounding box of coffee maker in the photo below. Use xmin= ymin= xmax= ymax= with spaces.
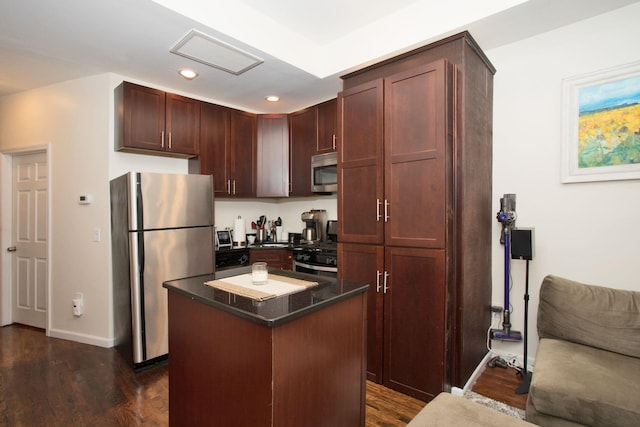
xmin=301 ymin=209 xmax=327 ymax=244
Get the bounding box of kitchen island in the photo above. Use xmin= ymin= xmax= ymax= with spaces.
xmin=163 ymin=267 xmax=368 ymax=427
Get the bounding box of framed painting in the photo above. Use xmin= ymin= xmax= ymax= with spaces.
xmin=561 ymin=61 xmax=640 ymax=183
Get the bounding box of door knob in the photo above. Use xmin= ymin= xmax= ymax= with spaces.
xmin=7 ymin=246 xmax=17 ymax=252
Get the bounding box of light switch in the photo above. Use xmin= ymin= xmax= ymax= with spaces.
xmin=93 ymin=228 xmax=101 ymax=242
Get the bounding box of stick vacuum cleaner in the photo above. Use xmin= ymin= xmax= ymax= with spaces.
xmin=491 ymin=194 xmax=522 ymax=342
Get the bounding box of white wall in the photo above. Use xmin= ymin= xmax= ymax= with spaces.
xmin=486 ymin=2 xmax=640 ymax=365
xmin=0 ymin=74 xmax=189 ymax=346
xmin=0 ymin=74 xmax=114 ymax=344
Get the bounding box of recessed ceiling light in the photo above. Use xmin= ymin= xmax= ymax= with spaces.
xmin=178 ymin=69 xmax=199 ymax=80
xmin=265 ymin=95 xmax=280 ymax=102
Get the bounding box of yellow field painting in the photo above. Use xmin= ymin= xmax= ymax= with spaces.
xmin=577 ymin=103 xmax=640 ymax=168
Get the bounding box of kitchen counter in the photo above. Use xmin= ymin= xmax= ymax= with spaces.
xmin=164 ymin=267 xmax=369 ymax=426
xmin=247 ymin=242 xmax=293 ymax=249
xmin=163 ymin=266 xmax=366 ymax=327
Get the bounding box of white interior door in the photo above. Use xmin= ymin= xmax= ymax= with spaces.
xmin=11 ymin=152 xmax=48 ymax=328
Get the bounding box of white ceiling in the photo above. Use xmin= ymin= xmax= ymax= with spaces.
xmin=0 ymin=0 xmax=638 ymax=113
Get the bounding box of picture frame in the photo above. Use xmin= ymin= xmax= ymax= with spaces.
xmin=561 ymin=61 xmax=640 ymax=183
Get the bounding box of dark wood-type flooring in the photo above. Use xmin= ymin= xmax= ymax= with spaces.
xmin=472 ymin=363 xmax=528 ymax=411
xmin=0 ymin=324 xmax=526 ymax=426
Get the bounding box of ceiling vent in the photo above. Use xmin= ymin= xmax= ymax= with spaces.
xmin=170 ymin=29 xmax=263 ymax=75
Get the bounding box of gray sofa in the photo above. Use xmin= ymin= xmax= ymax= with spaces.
xmin=526 ymin=275 xmax=640 ymax=426
xmin=408 ymin=392 xmax=534 ymax=426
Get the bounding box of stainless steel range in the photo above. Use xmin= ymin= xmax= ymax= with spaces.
xmin=292 ymin=220 xmax=338 ymax=278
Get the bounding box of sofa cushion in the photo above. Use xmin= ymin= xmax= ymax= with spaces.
xmin=529 ymin=338 xmax=640 ymax=426
xmin=537 ymin=275 xmax=640 ymax=358
xmin=408 ymin=392 xmax=534 ymax=426
xmin=526 ymin=402 xmax=585 ymax=427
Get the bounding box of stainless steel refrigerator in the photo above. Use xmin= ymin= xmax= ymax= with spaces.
xmin=110 ymin=172 xmax=215 ymax=369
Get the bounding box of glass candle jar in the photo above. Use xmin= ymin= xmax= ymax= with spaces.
xmin=251 ymin=262 xmax=268 ymax=285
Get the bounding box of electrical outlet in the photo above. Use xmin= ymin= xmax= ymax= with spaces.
xmin=491 ymin=305 xmax=504 ymax=313
xmin=73 ymin=293 xmax=84 ymax=316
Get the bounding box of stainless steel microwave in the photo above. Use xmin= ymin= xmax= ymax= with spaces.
xmin=311 ymin=152 xmax=337 ymax=193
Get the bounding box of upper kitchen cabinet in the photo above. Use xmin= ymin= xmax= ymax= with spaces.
xmin=288 ymin=107 xmax=316 ymax=197
xmin=316 ymin=98 xmax=337 ymax=153
xmin=288 ymin=97 xmax=337 ymax=197
xmin=338 ymin=80 xmax=384 ymax=244
xmin=189 ymin=103 xmax=256 ymax=198
xmin=257 ymin=114 xmax=289 ymax=197
xmin=189 ymin=102 xmax=230 ymax=197
xmin=115 ymin=81 xmax=200 ymax=158
xmin=229 ymin=109 xmax=257 ymax=197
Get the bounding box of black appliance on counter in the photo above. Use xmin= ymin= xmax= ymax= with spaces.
xmin=215 ymin=247 xmax=250 ymax=271
xmin=292 ymin=220 xmax=338 ymax=278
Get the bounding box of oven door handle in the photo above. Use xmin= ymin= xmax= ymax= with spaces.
xmin=293 ymin=261 xmax=337 ymax=273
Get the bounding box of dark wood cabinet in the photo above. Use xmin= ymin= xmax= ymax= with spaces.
xmin=229 ymin=109 xmax=257 ymax=198
xmin=338 ymin=31 xmax=495 ymax=400
xmin=165 ymin=92 xmax=200 ymax=156
xmin=289 ymin=107 xmax=317 ymax=197
xmin=189 ymin=102 xmax=230 ymax=197
xmin=257 ymin=114 xmax=289 ymax=197
xmin=115 ymin=81 xmax=200 ymax=158
xmin=317 ymin=98 xmax=337 ymax=153
xmin=338 ymin=79 xmax=384 ymax=245
xmin=383 ymin=61 xmax=449 ymax=249
xmin=288 ymin=97 xmax=337 ymax=197
xmin=337 ymin=243 xmax=384 ymax=383
xmin=250 ymin=249 xmax=293 ymax=270
xmin=190 ymin=104 xmax=256 ymax=198
xmin=167 ymin=283 xmax=366 ymax=426
xmin=117 ymin=83 xmax=165 ymax=152
xmin=382 ymin=246 xmax=445 ymax=400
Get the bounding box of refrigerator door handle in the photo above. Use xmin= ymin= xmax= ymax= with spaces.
xmin=129 ymin=233 xmax=146 ymax=363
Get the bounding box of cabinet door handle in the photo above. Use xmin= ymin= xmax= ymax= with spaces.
xmin=376 ymin=270 xmax=382 ymax=292
xmin=161 ymin=131 xmax=165 ymax=148
xmin=168 ymin=132 xmax=172 ymax=150
xmin=384 ymin=199 xmax=390 ymax=222
xmin=376 ymin=199 xmax=382 ymax=221
xmin=383 ymin=271 xmax=389 ymax=293
xmin=332 ymin=134 xmax=336 ymax=150
xmin=227 ymin=180 xmax=231 ymax=194
xmin=232 ymin=180 xmax=236 ymax=195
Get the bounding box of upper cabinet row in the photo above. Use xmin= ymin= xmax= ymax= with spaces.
xmin=115 ymin=81 xmax=336 ymax=198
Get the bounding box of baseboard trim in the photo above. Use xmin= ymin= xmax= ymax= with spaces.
xmin=462 ymin=352 xmax=494 ymax=391
xmin=47 ymin=328 xmax=114 ymax=348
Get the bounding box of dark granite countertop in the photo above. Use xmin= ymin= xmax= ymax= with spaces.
xmin=247 ymin=243 xmax=293 ymax=249
xmin=163 ymin=266 xmax=368 ymax=327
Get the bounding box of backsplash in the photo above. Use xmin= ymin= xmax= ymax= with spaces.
xmin=214 ymin=195 xmax=337 ymax=238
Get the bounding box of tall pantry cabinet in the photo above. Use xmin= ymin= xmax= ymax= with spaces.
xmin=337 ymin=32 xmax=495 ymax=401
